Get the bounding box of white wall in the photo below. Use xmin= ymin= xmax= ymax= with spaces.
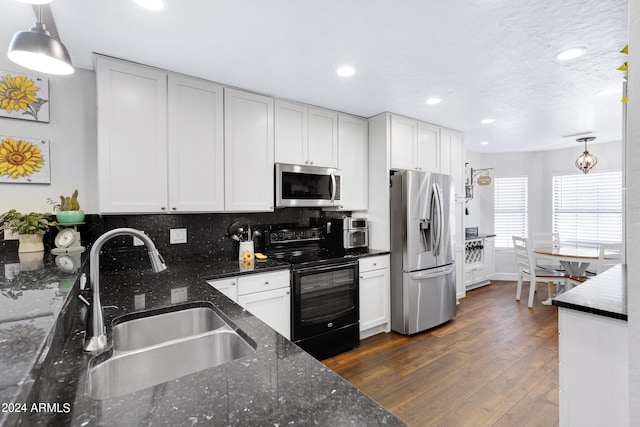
xmin=467 ymin=140 xmax=622 ymax=278
xmin=627 ymin=0 xmax=640 ymax=421
xmin=0 ymin=57 xmax=98 ymax=215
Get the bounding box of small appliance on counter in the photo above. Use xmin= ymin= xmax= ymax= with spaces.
xmin=324 ymin=217 xmax=369 ymax=250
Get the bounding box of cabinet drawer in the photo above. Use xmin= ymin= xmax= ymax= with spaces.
xmin=358 ymin=255 xmax=389 ymax=273
xmin=237 ymin=270 xmax=290 ymax=296
xmin=207 ymin=277 xmax=238 ymax=302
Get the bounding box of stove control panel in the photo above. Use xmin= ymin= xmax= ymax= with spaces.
xmin=266 ymin=227 xmax=322 ymax=244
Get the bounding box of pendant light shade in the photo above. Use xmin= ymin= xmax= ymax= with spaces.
xmin=8 ymin=20 xmax=73 ymax=75
xmin=575 ymin=137 xmax=597 ymax=174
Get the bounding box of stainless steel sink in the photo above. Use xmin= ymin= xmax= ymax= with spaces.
xmin=86 ymin=306 xmax=255 ymax=400
xmin=112 ymin=306 xmax=230 ymax=351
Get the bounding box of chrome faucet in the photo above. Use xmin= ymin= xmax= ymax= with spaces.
xmin=83 ymin=228 xmax=167 ymax=352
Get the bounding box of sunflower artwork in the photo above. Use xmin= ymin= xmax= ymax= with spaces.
xmin=0 ymin=135 xmax=51 ymax=183
xmin=0 ymin=70 xmax=49 ymax=122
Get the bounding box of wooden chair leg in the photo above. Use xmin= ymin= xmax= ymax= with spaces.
xmin=527 ymin=280 xmax=536 ymax=308
xmin=547 ymin=281 xmax=555 ymax=298
xmin=516 ymin=275 xmax=523 ymax=301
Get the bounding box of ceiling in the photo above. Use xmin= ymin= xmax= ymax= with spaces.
xmin=1 ymin=0 xmax=628 ymax=153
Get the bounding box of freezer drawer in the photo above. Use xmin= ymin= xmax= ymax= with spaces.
xmin=391 ymin=264 xmax=456 ymax=335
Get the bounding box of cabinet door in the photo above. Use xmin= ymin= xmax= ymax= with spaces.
xmin=238 ymin=287 xmax=291 ymax=339
xmin=338 ymin=114 xmax=368 ymax=211
xmin=207 ymin=278 xmax=238 ymax=302
xmin=359 ymin=268 xmax=389 ymax=332
xmin=96 ymin=56 xmax=168 ymax=213
xmin=274 ymin=100 xmax=307 ymax=165
xmin=440 ymin=130 xmax=452 ymax=175
xmin=484 ymin=237 xmax=495 ymax=278
xmin=224 ymin=88 xmax=275 ymax=212
xmin=308 ymin=108 xmax=338 ymax=167
xmin=168 ymin=75 xmax=224 ymax=212
xmin=390 ymin=115 xmax=418 ymax=170
xmin=417 ymin=122 xmax=440 ymax=172
xmin=441 ymin=128 xmax=465 ymax=197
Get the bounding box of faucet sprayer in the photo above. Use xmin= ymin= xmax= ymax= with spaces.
xmin=83 ymin=228 xmax=167 ymax=352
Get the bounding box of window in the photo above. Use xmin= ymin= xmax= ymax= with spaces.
xmin=552 ymin=171 xmax=622 ymax=248
xmin=494 ymin=176 xmax=528 ymax=248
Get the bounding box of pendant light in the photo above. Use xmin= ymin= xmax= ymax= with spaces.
xmin=7 ymin=4 xmax=74 ymax=75
xmin=575 ymin=137 xmax=598 ymax=174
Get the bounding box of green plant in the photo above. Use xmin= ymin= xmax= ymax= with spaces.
xmin=48 ymin=189 xmax=81 ymax=211
xmin=0 ymin=210 xmax=56 ymax=235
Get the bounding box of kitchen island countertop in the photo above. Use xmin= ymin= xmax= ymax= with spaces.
xmin=552 ymin=263 xmax=627 ymax=321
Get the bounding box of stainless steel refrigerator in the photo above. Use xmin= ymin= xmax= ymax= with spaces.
xmin=390 ymin=171 xmax=457 ymax=334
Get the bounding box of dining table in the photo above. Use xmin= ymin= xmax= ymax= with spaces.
xmin=533 ymin=245 xmax=601 ymax=277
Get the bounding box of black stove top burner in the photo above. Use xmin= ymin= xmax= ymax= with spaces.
xmin=261 ymin=224 xmax=356 ymax=267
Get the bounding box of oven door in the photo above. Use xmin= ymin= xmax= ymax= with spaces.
xmin=275 ymin=163 xmax=341 ymax=207
xmin=292 ymin=260 xmax=359 ymax=340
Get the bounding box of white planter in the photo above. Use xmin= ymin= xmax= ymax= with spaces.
xmin=18 ymin=234 xmax=45 ymax=253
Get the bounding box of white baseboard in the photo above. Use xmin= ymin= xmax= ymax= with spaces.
xmin=490 ymin=273 xmax=519 ymax=281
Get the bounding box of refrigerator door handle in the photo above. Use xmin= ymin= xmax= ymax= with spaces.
xmin=432 ymin=183 xmax=443 ymax=256
xmin=410 ymin=265 xmax=456 ymax=280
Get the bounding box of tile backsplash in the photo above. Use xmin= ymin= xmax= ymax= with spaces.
xmin=0 ymin=208 xmax=350 ymax=264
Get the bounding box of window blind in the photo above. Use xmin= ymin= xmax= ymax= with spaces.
xmin=552 ymin=171 xmax=622 ymax=248
xmin=494 ymin=176 xmax=528 ymax=248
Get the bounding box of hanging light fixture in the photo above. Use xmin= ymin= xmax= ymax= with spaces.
xmin=575 ymin=136 xmax=598 ymax=174
xmin=7 ymin=4 xmax=74 ymax=75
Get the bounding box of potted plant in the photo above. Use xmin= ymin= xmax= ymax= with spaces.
xmin=0 ymin=210 xmax=56 ymax=253
xmin=49 ymin=189 xmax=85 ymax=224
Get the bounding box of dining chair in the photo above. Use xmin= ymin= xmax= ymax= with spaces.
xmin=567 ymin=242 xmax=622 ymax=287
xmin=513 ymin=236 xmax=566 ymax=308
xmin=530 ymin=231 xmax=563 ymax=271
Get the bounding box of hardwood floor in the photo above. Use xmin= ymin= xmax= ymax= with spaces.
xmin=323 ymin=281 xmax=559 ymax=427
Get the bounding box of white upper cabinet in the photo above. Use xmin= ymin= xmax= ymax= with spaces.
xmin=275 ymin=100 xmax=338 ymax=168
xmin=97 ymin=56 xmax=168 ymax=213
xmin=440 ymin=127 xmax=465 ymax=197
xmin=390 ymin=114 xmax=418 ymax=170
xmin=168 ymin=74 xmax=224 ymax=212
xmin=338 ymin=114 xmax=368 ymax=211
xmin=390 ymin=115 xmax=440 ymax=172
xmin=97 ymin=56 xmax=225 ymax=214
xmin=417 ymin=122 xmax=440 ymax=172
xmin=224 ymin=88 xmax=275 ymax=212
xmin=274 ymin=101 xmax=307 ymax=165
xmin=308 ymin=108 xmax=338 ymax=167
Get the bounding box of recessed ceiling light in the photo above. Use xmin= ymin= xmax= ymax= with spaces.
xmin=134 ymin=0 xmax=165 ymax=10
xmin=425 ymin=97 xmax=441 ymax=105
xmin=597 ymin=88 xmax=621 ymax=96
xmin=336 ymin=66 xmax=356 ymax=77
xmin=556 ymin=47 xmax=587 ymax=61
xmin=481 ymin=141 xmax=489 ymax=145
xmin=480 ymin=118 xmax=496 ymax=124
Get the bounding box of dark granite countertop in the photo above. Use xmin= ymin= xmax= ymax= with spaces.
xmin=2 ymin=248 xmax=405 ymax=426
xmin=552 ymin=264 xmax=627 ymax=321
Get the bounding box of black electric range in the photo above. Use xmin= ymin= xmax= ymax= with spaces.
xmin=260 ymin=225 xmax=360 ymax=360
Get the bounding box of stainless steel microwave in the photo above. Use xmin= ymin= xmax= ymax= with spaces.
xmin=275 ymin=163 xmax=341 ymax=208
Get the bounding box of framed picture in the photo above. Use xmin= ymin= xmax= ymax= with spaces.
xmin=0 ymin=135 xmax=51 ymax=184
xmin=0 ymin=70 xmax=49 ymax=123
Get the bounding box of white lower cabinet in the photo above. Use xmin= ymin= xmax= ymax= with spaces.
xmin=358 ymin=255 xmax=390 ymax=339
xmin=558 ymin=307 xmax=628 ymax=426
xmin=208 ymin=270 xmax=290 ymax=339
